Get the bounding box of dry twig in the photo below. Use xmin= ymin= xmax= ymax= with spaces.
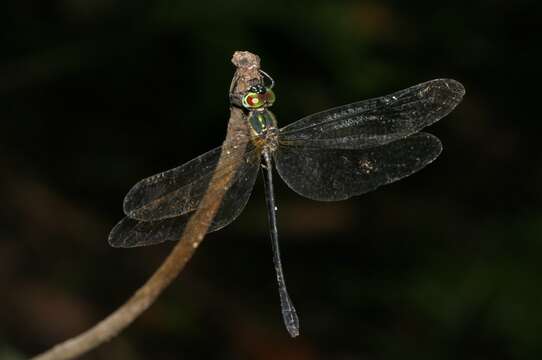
xmin=31 ymin=51 xmax=262 ymax=360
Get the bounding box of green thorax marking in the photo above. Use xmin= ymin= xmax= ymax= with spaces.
xmin=248 ymin=109 xmax=277 ymax=136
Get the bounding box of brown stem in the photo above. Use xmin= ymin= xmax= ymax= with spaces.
xmin=31 ymin=51 xmax=262 ymax=360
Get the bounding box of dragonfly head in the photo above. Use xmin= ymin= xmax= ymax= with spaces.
xmin=241 ymin=84 xmax=276 ymax=110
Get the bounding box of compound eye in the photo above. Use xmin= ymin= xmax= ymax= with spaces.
xmin=242 ymin=92 xmax=264 ymax=109
xmin=264 ymin=89 xmax=276 ymax=106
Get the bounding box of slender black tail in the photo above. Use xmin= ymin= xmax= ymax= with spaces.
xmin=262 ymin=150 xmax=300 ymax=337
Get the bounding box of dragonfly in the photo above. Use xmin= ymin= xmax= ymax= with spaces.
xmin=109 ymin=71 xmax=465 ymax=337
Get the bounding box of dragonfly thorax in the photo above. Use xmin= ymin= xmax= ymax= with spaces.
xmin=248 ymin=108 xmax=278 ymax=138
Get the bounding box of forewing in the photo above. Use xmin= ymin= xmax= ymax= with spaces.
xmin=109 ymin=152 xmax=261 ymax=247
xmin=124 ymin=140 xmax=259 ymax=221
xmin=280 ymin=79 xmax=464 ymax=149
xmin=274 ymin=133 xmax=442 ymax=201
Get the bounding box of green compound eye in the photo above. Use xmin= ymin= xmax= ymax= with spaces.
xmin=242 ymin=92 xmax=265 ymax=109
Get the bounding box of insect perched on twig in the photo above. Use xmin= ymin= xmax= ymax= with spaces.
xmin=109 ymin=71 xmax=465 ymax=337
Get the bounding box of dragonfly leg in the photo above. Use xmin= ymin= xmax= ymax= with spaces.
xmin=229 ymin=92 xmax=244 ymax=108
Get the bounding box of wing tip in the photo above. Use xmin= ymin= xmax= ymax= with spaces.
xmin=108 ymin=217 xmax=146 ymax=248
xmin=122 ymin=176 xmax=159 ymax=217
xmin=444 ymin=78 xmax=465 ymax=97
xmin=434 ymin=78 xmax=466 ymax=99
xmin=420 ymin=132 xmax=443 ymax=162
xmin=122 ymin=185 xmax=140 ymax=216
xmin=108 ymin=218 xmax=128 ymax=248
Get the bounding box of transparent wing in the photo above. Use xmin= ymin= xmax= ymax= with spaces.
xmin=109 ymin=149 xmax=261 ymax=247
xmin=124 ymin=140 xmax=260 ymax=221
xmin=274 ymin=132 xmax=442 ymax=201
xmin=280 ymin=79 xmax=464 ymax=149
xmin=108 ymin=216 xmax=191 ymax=247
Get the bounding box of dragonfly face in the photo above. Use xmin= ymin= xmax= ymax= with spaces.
xmin=242 ymin=85 xmax=278 ymax=144
xmin=241 ymin=84 xmax=276 ymax=109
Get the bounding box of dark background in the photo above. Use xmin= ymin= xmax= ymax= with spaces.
xmin=1 ymin=1 xmax=540 ymax=359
